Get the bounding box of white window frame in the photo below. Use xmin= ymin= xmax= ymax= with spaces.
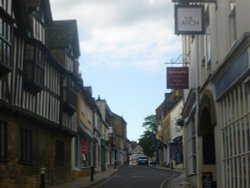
xmin=220 ymin=83 xmax=250 ymax=188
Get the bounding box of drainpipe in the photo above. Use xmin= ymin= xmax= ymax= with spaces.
xmin=195 ymin=36 xmax=200 ymax=188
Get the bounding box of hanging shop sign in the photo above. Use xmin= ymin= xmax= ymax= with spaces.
xmin=174 ymin=5 xmax=205 ymax=35
xmin=167 ymin=67 xmax=189 ymax=89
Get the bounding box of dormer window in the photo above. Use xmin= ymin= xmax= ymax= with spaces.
xmin=0 ymin=17 xmax=12 ymax=78
xmin=62 ymin=75 xmax=77 ymax=115
xmin=23 ymin=41 xmax=45 ymax=94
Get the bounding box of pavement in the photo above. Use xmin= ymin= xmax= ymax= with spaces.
xmin=48 ymin=165 xmax=191 ymax=188
xmin=48 ymin=166 xmax=118 ymax=188
xmin=150 ymin=165 xmax=192 ymax=188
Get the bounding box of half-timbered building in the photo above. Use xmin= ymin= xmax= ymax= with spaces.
xmin=0 ymin=0 xmax=80 ymax=187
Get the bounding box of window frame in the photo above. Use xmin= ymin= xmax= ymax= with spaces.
xmin=20 ymin=128 xmax=32 ymax=164
xmin=62 ymin=75 xmax=77 ymax=114
xmin=0 ymin=16 xmax=12 ymax=77
xmin=23 ymin=41 xmax=46 ymax=93
xmin=0 ymin=120 xmax=7 ymax=161
xmin=55 ymin=140 xmax=65 ymax=164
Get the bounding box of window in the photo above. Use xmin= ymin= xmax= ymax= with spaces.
xmin=33 ymin=18 xmax=45 ymax=43
xmin=221 ymin=83 xmax=250 ymax=187
xmin=56 ymin=140 xmax=64 ymax=164
xmin=23 ymin=42 xmax=46 ymax=93
xmin=20 ymin=128 xmax=32 ymax=163
xmin=0 ymin=120 xmax=7 ymax=160
xmin=204 ymin=9 xmax=211 ymax=63
xmin=187 ymin=118 xmax=197 ymax=175
xmin=0 ymin=0 xmax=12 ymax=15
xmin=62 ymin=76 xmax=77 ymax=114
xmin=229 ymin=0 xmax=236 ymax=46
xmin=0 ymin=17 xmax=12 ymax=77
xmin=74 ymin=136 xmax=80 ymax=168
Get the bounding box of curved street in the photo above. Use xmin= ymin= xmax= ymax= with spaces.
xmin=96 ymin=165 xmax=181 ymax=188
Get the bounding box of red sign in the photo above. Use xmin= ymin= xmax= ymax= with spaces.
xmin=167 ymin=67 xmax=189 ymax=89
xmin=82 ymin=139 xmax=88 ymax=155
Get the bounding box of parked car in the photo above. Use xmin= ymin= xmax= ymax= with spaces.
xmin=138 ymin=156 xmax=148 ymax=165
xmin=148 ymin=159 xmax=157 ymax=166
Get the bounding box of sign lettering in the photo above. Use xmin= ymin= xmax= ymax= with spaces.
xmin=175 ymin=5 xmax=205 ymax=35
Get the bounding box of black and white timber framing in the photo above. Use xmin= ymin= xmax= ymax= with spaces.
xmin=0 ymin=1 xmax=80 ymax=135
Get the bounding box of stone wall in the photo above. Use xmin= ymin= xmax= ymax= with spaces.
xmin=0 ymin=114 xmax=73 ymax=187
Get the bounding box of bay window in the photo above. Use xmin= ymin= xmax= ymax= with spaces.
xmin=23 ymin=41 xmax=45 ymax=94
xmin=0 ymin=17 xmax=12 ymax=78
xmin=62 ymin=75 xmax=76 ymax=115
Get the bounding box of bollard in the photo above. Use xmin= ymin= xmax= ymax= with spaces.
xmin=40 ymin=167 xmax=46 ymax=188
xmin=170 ymin=161 xmax=173 ymax=170
xmin=114 ymin=160 xmax=116 ymax=169
xmin=90 ymin=166 xmax=94 ymax=181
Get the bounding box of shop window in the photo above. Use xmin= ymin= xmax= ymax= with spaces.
xmin=62 ymin=76 xmax=76 ymax=115
xmin=23 ymin=42 xmax=45 ymax=94
xmin=0 ymin=120 xmax=7 ymax=160
xmin=20 ymin=128 xmax=32 ymax=163
xmin=74 ymin=136 xmax=81 ymax=168
xmin=187 ymin=118 xmax=197 ymax=175
xmin=56 ymin=140 xmax=64 ymax=164
xmin=0 ymin=17 xmax=12 ymax=78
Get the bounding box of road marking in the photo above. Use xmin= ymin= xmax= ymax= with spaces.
xmin=131 ymin=175 xmax=143 ymax=178
xmin=160 ymin=174 xmax=178 ymax=188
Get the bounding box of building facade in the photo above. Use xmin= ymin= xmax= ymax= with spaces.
xmin=111 ymin=113 xmax=127 ymax=165
xmin=180 ymin=0 xmax=250 ymax=187
xmin=156 ymin=91 xmax=184 ymax=169
xmin=0 ymin=0 xmax=80 ymax=187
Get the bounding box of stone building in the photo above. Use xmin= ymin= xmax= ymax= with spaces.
xmin=156 ymin=91 xmax=184 ymax=169
xmin=178 ymin=0 xmax=250 ymax=187
xmin=110 ymin=113 xmax=127 ymax=165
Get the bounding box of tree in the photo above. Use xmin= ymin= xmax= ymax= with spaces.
xmin=138 ymin=114 xmax=157 ymax=157
xmin=142 ymin=114 xmax=157 ymax=133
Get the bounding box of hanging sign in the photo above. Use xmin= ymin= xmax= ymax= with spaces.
xmin=174 ymin=5 xmax=205 ymax=35
xmin=167 ymin=67 xmax=189 ymax=89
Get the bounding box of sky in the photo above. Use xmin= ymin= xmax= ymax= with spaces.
xmin=50 ymin=0 xmax=182 ymax=141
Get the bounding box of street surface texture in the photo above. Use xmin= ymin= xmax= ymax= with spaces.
xmin=95 ymin=165 xmax=180 ymax=188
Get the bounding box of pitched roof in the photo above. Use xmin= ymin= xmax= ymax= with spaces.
xmin=46 ymin=20 xmax=80 ymax=58
xmin=25 ymin=0 xmax=40 ymax=9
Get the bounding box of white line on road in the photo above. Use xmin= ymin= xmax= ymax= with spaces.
xmin=131 ymin=176 xmax=143 ymax=178
xmin=160 ymin=174 xmax=178 ymax=188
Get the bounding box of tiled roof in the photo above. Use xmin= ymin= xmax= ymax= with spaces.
xmin=46 ymin=20 xmax=80 ymax=57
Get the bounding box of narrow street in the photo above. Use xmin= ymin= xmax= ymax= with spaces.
xmin=96 ymin=165 xmax=181 ymax=188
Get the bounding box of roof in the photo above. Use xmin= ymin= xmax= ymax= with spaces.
xmin=25 ymin=0 xmax=40 ymax=9
xmin=46 ymin=20 xmax=81 ymax=58
xmin=13 ymin=0 xmax=53 ymax=35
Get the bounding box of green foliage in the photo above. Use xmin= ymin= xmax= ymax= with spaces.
xmin=142 ymin=114 xmax=157 ymax=133
xmin=138 ymin=114 xmax=157 ymax=157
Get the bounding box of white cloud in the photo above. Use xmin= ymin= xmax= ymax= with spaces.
xmin=50 ymin=0 xmax=181 ymax=73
